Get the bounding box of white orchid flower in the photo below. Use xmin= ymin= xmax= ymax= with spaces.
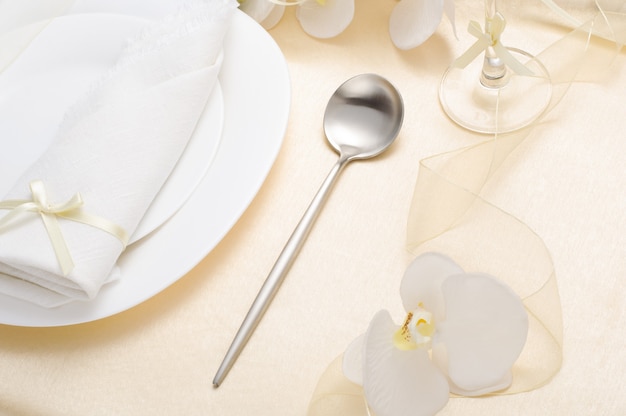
xmin=389 ymin=0 xmax=456 ymax=50
xmin=342 ymin=252 xmax=528 ymax=416
xmin=296 ymin=0 xmax=355 ymax=38
xmin=237 ymin=0 xmax=285 ymax=29
xmin=237 ymin=0 xmax=354 ymax=38
xmin=239 ymin=0 xmax=453 ymax=47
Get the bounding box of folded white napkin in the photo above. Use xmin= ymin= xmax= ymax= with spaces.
xmin=0 ymin=0 xmax=237 ymax=307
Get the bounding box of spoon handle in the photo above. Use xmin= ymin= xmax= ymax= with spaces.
xmin=213 ymin=155 xmax=350 ymax=387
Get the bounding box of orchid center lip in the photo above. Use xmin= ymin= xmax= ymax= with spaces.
xmin=393 ymin=304 xmax=434 ymax=351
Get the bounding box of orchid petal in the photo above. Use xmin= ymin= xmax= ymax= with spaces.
xmin=296 ymin=0 xmax=354 ymax=39
xmin=238 ymin=0 xmax=276 ymax=23
xmin=450 ymin=368 xmax=512 ymax=397
xmin=363 ymin=310 xmax=449 ymax=416
xmin=389 ymin=0 xmax=444 ymax=50
xmin=342 ymin=333 xmax=365 ymax=385
xmin=443 ymin=0 xmax=457 ymax=38
xmin=260 ymin=3 xmax=285 ymax=29
xmin=434 ymin=273 xmax=528 ymax=395
xmin=400 ymin=252 xmax=463 ymax=322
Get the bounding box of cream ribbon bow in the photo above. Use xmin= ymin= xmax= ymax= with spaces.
xmin=0 ymin=180 xmax=128 ymax=276
xmin=452 ymin=12 xmax=534 ymax=76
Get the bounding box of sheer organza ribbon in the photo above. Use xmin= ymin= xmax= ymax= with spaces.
xmin=0 ymin=180 xmax=129 ymax=275
xmin=308 ymin=5 xmax=625 ymax=416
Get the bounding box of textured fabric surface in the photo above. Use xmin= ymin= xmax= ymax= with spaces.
xmin=0 ymin=1 xmax=624 ymax=415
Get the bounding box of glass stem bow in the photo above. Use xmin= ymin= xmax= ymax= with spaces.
xmin=481 ymin=0 xmax=507 ymax=88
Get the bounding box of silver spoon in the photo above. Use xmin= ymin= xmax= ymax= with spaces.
xmin=213 ymin=73 xmax=404 ymax=387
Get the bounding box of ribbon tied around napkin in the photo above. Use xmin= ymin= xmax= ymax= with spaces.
xmin=0 ymin=180 xmax=129 ymax=276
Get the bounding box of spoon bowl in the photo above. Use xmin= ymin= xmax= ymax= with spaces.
xmin=324 ymin=73 xmax=404 ymax=160
xmin=213 ymin=74 xmax=404 ymax=387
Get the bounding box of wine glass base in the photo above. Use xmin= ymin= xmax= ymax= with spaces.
xmin=439 ymin=48 xmax=552 ymax=134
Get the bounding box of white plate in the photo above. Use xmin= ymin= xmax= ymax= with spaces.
xmin=0 ymin=8 xmax=290 ymax=326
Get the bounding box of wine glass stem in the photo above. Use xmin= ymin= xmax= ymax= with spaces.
xmin=481 ymin=0 xmax=507 ymax=88
xmin=485 ymin=0 xmax=497 ymax=19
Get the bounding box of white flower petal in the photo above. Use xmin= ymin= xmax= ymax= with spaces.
xmin=389 ymin=0 xmax=444 ymax=50
xmin=296 ymin=0 xmax=354 ymax=39
xmin=434 ymin=273 xmax=528 ymax=395
xmin=260 ymin=3 xmax=285 ymax=29
xmin=431 ymin=342 xmax=513 ymax=396
xmin=443 ymin=0 xmax=456 ymax=38
xmin=363 ymin=310 xmax=449 ymax=416
xmin=238 ymin=0 xmax=276 ymax=23
xmin=342 ymin=333 xmax=365 ymax=385
xmin=400 ymin=252 xmax=464 ymax=322
xmin=449 ymin=370 xmax=512 ymax=397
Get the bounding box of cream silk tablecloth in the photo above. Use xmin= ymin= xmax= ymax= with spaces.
xmin=0 ymin=1 xmax=624 ymax=415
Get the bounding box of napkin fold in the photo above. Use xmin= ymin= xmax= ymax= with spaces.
xmin=0 ymin=0 xmax=237 ymax=307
